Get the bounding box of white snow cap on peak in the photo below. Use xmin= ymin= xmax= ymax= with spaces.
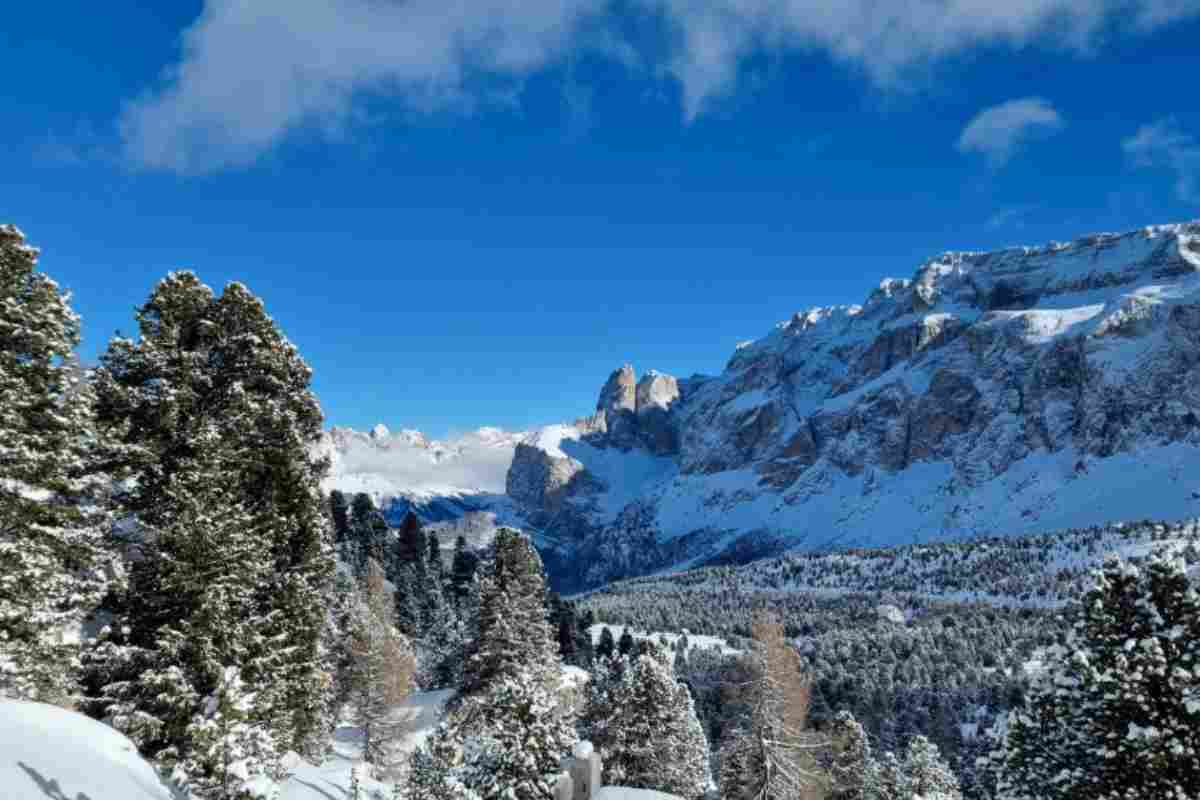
xmin=370 ymin=423 xmax=390 ymax=440
xmin=573 ymin=740 xmax=595 ymax=759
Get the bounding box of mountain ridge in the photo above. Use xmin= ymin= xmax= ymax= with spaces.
xmin=327 ymin=220 xmax=1200 ymax=590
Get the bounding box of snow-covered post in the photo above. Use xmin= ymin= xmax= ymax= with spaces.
xmin=568 ymin=741 xmax=602 ymax=800
xmin=553 ymin=770 xmax=575 ymax=800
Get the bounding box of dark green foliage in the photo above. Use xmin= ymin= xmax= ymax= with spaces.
xmin=987 ymin=554 xmax=1200 ymax=800
xmin=0 ymin=226 xmax=112 ymax=702
xmin=449 ymin=534 xmax=479 ymax=607
xmin=394 ymin=512 xmax=427 ymax=579
xmin=459 ymin=528 xmax=558 ymax=697
xmin=330 ymin=490 xmax=350 ymax=543
xmin=80 ymin=272 xmax=335 ymax=778
xmin=597 ymin=626 xmax=616 ymax=660
xmin=350 ymin=492 xmax=388 ymax=574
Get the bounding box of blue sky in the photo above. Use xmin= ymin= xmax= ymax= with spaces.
xmin=3 ymin=1 xmax=1199 ymax=437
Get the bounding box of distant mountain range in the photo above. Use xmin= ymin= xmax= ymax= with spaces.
xmin=326 ymin=220 xmax=1200 ymax=590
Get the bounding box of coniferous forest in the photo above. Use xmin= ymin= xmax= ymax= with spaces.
xmin=5 ymin=226 xmax=1200 ymax=800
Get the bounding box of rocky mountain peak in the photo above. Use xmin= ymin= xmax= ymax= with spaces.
xmin=596 ymin=364 xmax=637 ymax=413
xmin=506 ymin=220 xmax=1200 ymax=591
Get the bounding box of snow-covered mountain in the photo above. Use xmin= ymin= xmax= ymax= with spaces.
xmin=508 ymin=221 xmax=1200 ymax=589
xmin=319 ymin=424 xmax=527 ymax=523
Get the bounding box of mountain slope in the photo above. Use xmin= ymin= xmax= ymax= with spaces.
xmin=507 ymin=221 xmax=1200 ymax=589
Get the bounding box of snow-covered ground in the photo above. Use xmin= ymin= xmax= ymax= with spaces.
xmin=596 ymin=789 xmax=684 ymax=800
xmin=3 ymin=681 xmax=689 ymax=800
xmin=280 ymin=689 xmax=452 ymax=799
xmin=587 ymin=623 xmax=742 ymax=656
xmin=1 ymin=699 xmax=180 ymax=800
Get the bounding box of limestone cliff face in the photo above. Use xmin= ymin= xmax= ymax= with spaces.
xmin=506 ymin=221 xmax=1200 ymax=590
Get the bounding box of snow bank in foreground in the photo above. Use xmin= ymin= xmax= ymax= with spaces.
xmin=595 ymin=788 xmax=684 ymax=800
xmin=0 ymin=699 xmax=179 ymax=800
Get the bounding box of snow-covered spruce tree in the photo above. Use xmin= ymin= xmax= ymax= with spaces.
xmin=414 ymin=531 xmax=463 ymax=689
xmin=449 ymin=534 xmax=478 ymax=609
xmin=394 ymin=511 xmax=428 ymax=581
xmin=183 ymin=665 xmax=278 ymax=800
xmin=81 ymin=461 xmax=276 ymax=793
xmin=987 ymin=553 xmax=1200 ymax=800
xmin=459 ymin=527 xmax=559 ymax=696
xmin=329 ymin=490 xmax=351 ymax=544
xmin=826 ymin=711 xmax=871 ymax=800
xmin=409 ymin=528 xmax=576 ymax=800
xmin=583 ymin=649 xmax=711 ymax=798
xmin=350 ymin=492 xmax=389 ymax=576
xmin=81 ymin=273 xmax=336 ymax=775
xmin=718 ymin=613 xmax=829 ymax=800
xmin=898 ymin=736 xmax=960 ymax=800
xmin=0 ymin=225 xmax=112 ymax=703
xmin=349 ymin=559 xmax=415 ymax=777
xmin=597 ymin=626 xmax=616 ymax=660
xmin=394 ymin=564 xmax=422 ymax=640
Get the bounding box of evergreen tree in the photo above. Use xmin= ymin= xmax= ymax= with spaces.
xmin=827 ymin=711 xmax=871 ymax=800
xmin=350 ymin=493 xmax=388 ymax=574
xmin=421 ymin=532 xmax=446 ymax=631
xmin=181 ymin=665 xmax=278 ymax=800
xmin=459 ymin=528 xmax=558 ymax=697
xmin=394 ymin=512 xmax=427 ymax=578
xmin=409 ymin=528 xmax=576 ymax=799
xmin=329 ymin=490 xmax=351 ymax=543
xmin=899 ymin=736 xmax=961 ymax=800
xmin=584 ymin=650 xmax=711 ymax=798
xmin=393 ymin=565 xmax=421 ymax=639
xmin=449 ymin=534 xmax=478 ymax=608
xmin=410 ymin=673 xmax=577 ymax=800
xmin=348 ymin=559 xmax=415 ymax=777
xmin=81 ymin=272 xmax=335 ymax=775
xmin=82 ymin=466 xmax=276 ymax=791
xmin=597 ymin=626 xmax=616 ymax=660
xmin=987 ymin=553 xmax=1200 ymax=800
xmin=618 ymin=628 xmax=636 ymax=657
xmin=0 ymin=226 xmax=112 ymax=702
xmin=576 ymin=608 xmax=596 ymax=668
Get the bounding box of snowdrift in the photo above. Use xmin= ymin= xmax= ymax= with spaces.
xmin=0 ymin=698 xmax=180 ymax=800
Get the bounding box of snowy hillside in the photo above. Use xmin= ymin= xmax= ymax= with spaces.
xmin=581 ymin=517 xmax=1200 ymax=619
xmin=507 ymin=221 xmax=1200 ymax=589
xmin=1 ymin=699 xmax=180 ymax=800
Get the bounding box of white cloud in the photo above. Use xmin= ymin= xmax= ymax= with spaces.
xmin=1123 ymin=117 xmax=1200 ymax=201
xmin=328 ymin=428 xmax=521 ymax=495
xmin=957 ymin=97 xmax=1064 ymax=167
xmin=120 ymin=0 xmax=1200 ymax=172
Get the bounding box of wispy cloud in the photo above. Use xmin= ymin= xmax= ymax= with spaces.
xmin=986 ymin=204 xmax=1040 ymax=229
xmin=957 ymin=98 xmax=1064 ymax=167
xmin=119 ymin=0 xmax=1200 ymax=173
xmin=1123 ymin=117 xmax=1200 ymax=201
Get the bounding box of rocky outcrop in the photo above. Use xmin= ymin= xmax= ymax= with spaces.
xmin=507 ymin=221 xmax=1200 ymax=590
xmin=634 ymin=371 xmax=680 ymax=455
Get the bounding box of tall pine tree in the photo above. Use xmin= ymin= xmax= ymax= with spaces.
xmin=410 ymin=528 xmax=576 ymax=799
xmin=0 ymin=225 xmax=112 ymax=703
xmin=81 ymin=272 xmax=335 ymax=780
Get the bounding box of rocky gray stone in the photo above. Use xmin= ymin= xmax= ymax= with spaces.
xmin=504 ymin=221 xmax=1200 ymax=590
